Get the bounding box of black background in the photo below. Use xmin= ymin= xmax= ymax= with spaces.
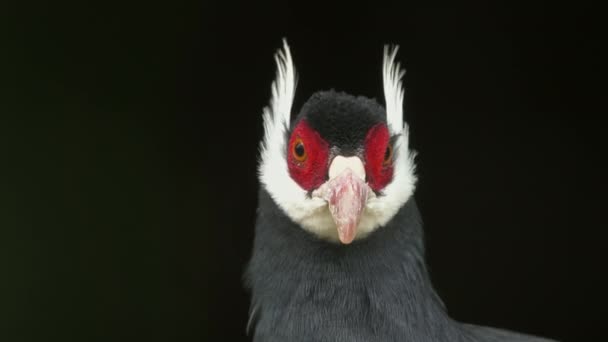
xmin=2 ymin=1 xmax=600 ymax=341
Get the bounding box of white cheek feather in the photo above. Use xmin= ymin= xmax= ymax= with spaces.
xmin=363 ymin=45 xmax=417 ymax=232
xmin=258 ymin=41 xmax=416 ymax=242
xmin=258 ymin=40 xmax=331 ymax=235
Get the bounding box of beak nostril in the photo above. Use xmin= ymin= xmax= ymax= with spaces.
xmin=328 ymin=156 xmax=366 ymax=180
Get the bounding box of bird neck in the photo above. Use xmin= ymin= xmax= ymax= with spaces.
xmin=246 ymin=189 xmax=452 ymax=338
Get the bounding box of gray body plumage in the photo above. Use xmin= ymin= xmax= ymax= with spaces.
xmin=245 ymin=189 xmax=556 ymax=342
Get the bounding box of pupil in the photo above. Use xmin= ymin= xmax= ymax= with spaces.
xmin=295 ymin=143 xmax=305 ymax=157
xmin=384 ymin=146 xmax=391 ymax=160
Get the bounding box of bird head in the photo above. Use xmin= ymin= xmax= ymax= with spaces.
xmin=259 ymin=40 xmax=416 ymax=244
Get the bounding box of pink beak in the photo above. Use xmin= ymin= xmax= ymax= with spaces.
xmin=315 ymin=156 xmax=369 ymax=244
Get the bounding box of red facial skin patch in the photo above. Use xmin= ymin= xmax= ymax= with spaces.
xmin=287 ymin=120 xmax=330 ymax=191
xmin=364 ymin=123 xmax=394 ymax=191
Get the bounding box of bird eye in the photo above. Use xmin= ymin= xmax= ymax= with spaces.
xmin=383 ymin=144 xmax=393 ymax=165
xmin=293 ymin=138 xmax=307 ymax=162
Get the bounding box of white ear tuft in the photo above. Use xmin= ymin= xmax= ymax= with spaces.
xmin=383 ymin=45 xmax=406 ymax=134
xmin=260 ymin=39 xmax=297 ymax=155
xmin=258 ymin=40 xmax=331 ymax=236
xmin=364 ymin=45 xmax=417 ymax=228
